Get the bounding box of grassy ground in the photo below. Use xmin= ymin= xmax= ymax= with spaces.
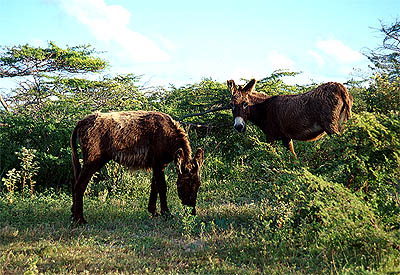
xmin=1 ymin=145 xmax=400 ymax=274
xmin=0 ymin=189 xmax=276 ymax=274
xmin=1 ymin=172 xmax=399 ymax=274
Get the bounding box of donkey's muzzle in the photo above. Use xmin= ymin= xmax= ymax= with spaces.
xmin=234 ymin=117 xmax=246 ymax=133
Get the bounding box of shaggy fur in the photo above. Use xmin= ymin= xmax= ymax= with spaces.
xmin=70 ymin=111 xmax=204 ymax=224
xmin=227 ymin=79 xmax=353 ymax=158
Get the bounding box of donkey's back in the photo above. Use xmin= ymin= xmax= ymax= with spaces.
xmin=269 ymin=82 xmax=353 ymax=141
xmin=73 ymin=111 xmax=184 ymax=170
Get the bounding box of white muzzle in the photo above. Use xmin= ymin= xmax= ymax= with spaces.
xmin=234 ymin=117 xmax=246 ymax=132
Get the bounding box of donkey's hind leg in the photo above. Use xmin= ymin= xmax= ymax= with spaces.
xmin=72 ymin=161 xmax=104 ymax=224
xmin=282 ymin=138 xmax=297 ymax=159
xmin=322 ymin=121 xmax=340 ymax=135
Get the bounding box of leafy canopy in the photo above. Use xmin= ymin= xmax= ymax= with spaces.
xmin=365 ymin=20 xmax=400 ymax=79
xmin=0 ymin=41 xmax=108 ymax=78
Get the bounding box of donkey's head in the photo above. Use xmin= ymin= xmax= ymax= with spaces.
xmin=174 ymin=148 xmax=204 ymax=215
xmin=227 ymin=79 xmax=257 ymax=133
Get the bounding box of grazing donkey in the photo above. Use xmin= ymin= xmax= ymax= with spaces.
xmin=70 ymin=111 xmax=204 ymax=224
xmin=227 ymin=79 xmax=353 ymax=158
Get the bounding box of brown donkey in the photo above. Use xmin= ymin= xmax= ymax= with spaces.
xmin=227 ymin=79 xmax=353 ymax=158
xmin=70 ymin=111 xmax=204 ymax=224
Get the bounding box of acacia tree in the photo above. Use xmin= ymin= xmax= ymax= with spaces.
xmin=0 ymin=42 xmax=107 ymax=78
xmin=360 ymin=20 xmax=400 ymax=113
xmin=0 ymin=42 xmax=108 ymax=112
xmin=366 ymin=20 xmax=400 ymax=78
xmin=0 ymin=42 xmax=145 ymax=190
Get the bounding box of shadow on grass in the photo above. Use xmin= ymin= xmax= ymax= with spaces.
xmin=0 ymin=194 xmax=189 ymax=247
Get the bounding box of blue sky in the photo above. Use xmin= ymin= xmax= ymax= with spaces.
xmin=0 ymin=0 xmax=399 ymax=88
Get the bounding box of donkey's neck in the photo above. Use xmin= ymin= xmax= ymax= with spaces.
xmin=180 ymin=140 xmax=192 ymax=162
xmin=173 ymin=121 xmax=193 ymax=162
xmin=249 ymin=91 xmax=270 ymax=105
xmin=248 ymin=92 xmax=272 ymax=127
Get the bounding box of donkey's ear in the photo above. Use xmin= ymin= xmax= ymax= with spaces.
xmin=194 ymin=148 xmax=205 ymax=169
xmin=174 ymin=148 xmax=185 ymax=174
xmin=227 ymin=80 xmax=237 ymax=95
xmin=243 ymin=79 xmax=256 ymax=93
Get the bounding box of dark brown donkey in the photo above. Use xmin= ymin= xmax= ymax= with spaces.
xmin=227 ymin=79 xmax=353 ymax=158
xmin=70 ymin=111 xmax=204 ymax=224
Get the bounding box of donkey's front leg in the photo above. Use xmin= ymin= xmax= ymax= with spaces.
xmin=153 ymin=166 xmax=170 ymax=215
xmin=148 ymin=172 xmax=159 ymax=217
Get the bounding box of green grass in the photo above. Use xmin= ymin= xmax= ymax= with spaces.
xmin=1 ymin=114 xmax=400 ymax=274
xmin=0 ymin=191 xmax=267 ymax=274
xmin=1 ymin=166 xmax=400 ymax=274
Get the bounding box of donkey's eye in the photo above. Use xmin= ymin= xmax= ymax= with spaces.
xmin=243 ymin=102 xmax=248 ymax=109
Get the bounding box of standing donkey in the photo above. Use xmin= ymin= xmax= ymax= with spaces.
xmin=227 ymin=79 xmax=353 ymax=158
xmin=70 ymin=111 xmax=204 ymax=224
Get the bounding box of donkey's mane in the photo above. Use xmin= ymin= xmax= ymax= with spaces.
xmin=172 ymin=119 xmax=192 ymax=160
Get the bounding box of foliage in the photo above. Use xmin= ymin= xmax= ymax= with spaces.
xmin=15 ymin=147 xmax=39 ymax=196
xmin=301 ymin=112 xmax=400 ymax=226
xmin=1 ymin=147 xmax=39 ymax=201
xmin=0 ymin=42 xmax=107 ymax=78
xmin=1 ymin=168 xmax=19 ymax=201
xmin=357 ymin=74 xmax=400 ymax=114
xmin=1 ymin=24 xmax=400 ymax=273
xmin=257 ymin=168 xmax=398 ymax=270
xmin=0 ymin=43 xmax=144 ymax=188
xmin=365 ymin=20 xmax=400 ymax=80
xmin=256 ymin=70 xmax=315 ymax=95
xmin=178 ymin=205 xmax=206 ymax=239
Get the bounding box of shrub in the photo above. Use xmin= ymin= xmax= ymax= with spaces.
xmin=351 ymin=74 xmax=400 ymax=115
xmin=257 ymin=168 xmax=399 ymax=271
xmin=1 ymin=147 xmax=39 ymax=200
xmin=304 ymin=111 xmax=400 ymax=228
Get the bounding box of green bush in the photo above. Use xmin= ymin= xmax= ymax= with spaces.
xmin=1 ymin=147 xmax=39 ymax=200
xmin=256 ymin=168 xmax=399 ymax=270
xmin=301 ymin=112 xmax=400 ymax=227
xmin=351 ymin=74 xmax=400 ymax=115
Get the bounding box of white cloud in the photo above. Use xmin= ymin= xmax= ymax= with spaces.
xmin=228 ymin=68 xmax=261 ymax=83
xmin=29 ymin=39 xmax=47 ymax=48
xmin=157 ymin=35 xmax=177 ymax=51
xmin=57 ymin=0 xmax=169 ymax=63
xmin=307 ymin=49 xmax=325 ymax=67
xmin=267 ymin=51 xmax=295 ymax=70
xmin=316 ymin=39 xmax=364 ymax=64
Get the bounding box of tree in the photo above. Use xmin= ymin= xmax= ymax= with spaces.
xmin=355 ymin=20 xmax=400 ymax=114
xmin=366 ymin=20 xmax=400 ymax=79
xmin=0 ymin=42 xmax=144 ymax=190
xmin=0 ymin=42 xmax=107 ymax=79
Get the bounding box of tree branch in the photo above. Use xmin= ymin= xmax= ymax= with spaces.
xmin=179 ymin=121 xmax=230 ymax=129
xmin=0 ymin=94 xmax=10 ymax=112
xmin=178 ymin=105 xmax=230 ymax=122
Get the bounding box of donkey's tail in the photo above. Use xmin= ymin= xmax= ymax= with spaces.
xmin=338 ymin=83 xmax=353 ymax=131
xmin=70 ymin=124 xmax=81 ymax=186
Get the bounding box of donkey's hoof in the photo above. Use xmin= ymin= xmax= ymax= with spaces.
xmin=184 ymin=207 xmax=196 ymax=216
xmin=161 ymin=211 xmax=173 ymax=220
xmin=71 ymin=216 xmax=88 ymax=225
xmin=150 ymin=212 xmax=160 ymax=218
